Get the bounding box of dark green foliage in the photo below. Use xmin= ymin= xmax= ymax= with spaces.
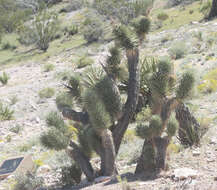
xmin=0 ymin=72 xmax=9 ymax=85
xmin=176 ymin=72 xmax=195 ymax=100
xmin=61 ymin=164 xmax=82 ymax=185
xmin=149 ymin=115 xmax=162 ymax=137
xmin=150 ymin=58 xmax=172 ymax=97
xmin=157 ymin=12 xmax=169 ymax=21
xmin=95 ymin=77 xmax=122 ymax=121
xmin=167 ymin=117 xmax=178 ymax=137
xmin=113 ymin=25 xmax=138 ymax=49
xmin=136 ymin=124 xmax=151 ymax=139
xmin=46 ymin=111 xmax=65 ymax=130
xmin=78 ymin=127 xmax=93 ymax=158
xmin=83 ymin=88 xmax=111 ymax=132
xmin=56 ymin=92 xmax=74 ymax=111
xmin=68 ymin=75 xmax=82 ymax=100
xmin=132 ymin=16 xmax=150 ymax=38
xmin=41 ymin=128 xmax=69 ymax=150
xmin=1 ymin=41 xmax=16 ymax=50
xmin=41 ymin=111 xmax=71 ymax=150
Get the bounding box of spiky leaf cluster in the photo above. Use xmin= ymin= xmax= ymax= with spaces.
xmin=41 ymin=129 xmax=69 ymax=150
xmin=176 ymin=71 xmax=194 ymax=100
xmin=150 ymin=58 xmax=173 ymax=97
xmin=41 ymin=111 xmax=71 ymax=150
xmin=68 ymin=75 xmax=82 ymax=100
xmin=83 ymin=88 xmax=111 ymax=132
xmin=56 ymin=92 xmax=74 ymax=111
xmin=136 ymin=115 xmax=162 ymax=139
xmin=132 ymin=16 xmax=150 ymax=39
xmin=95 ymin=77 xmax=122 ymax=121
xmin=113 ymin=25 xmax=138 ymax=49
xmin=166 ymin=117 xmax=178 ymax=138
xmin=106 ymin=46 xmax=124 ymax=79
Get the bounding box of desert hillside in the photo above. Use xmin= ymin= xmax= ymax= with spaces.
xmin=0 ymin=0 xmax=217 ymax=190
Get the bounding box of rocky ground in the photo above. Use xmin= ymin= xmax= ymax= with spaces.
xmin=1 ymin=16 xmax=217 ymax=190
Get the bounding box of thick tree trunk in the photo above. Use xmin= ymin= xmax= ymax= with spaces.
xmin=135 ymin=139 xmax=156 ymax=174
xmin=175 ymin=103 xmax=200 ymax=146
xmin=100 ymin=129 xmax=116 ymax=176
xmin=112 ymin=48 xmax=140 ymax=154
xmin=208 ymin=0 xmax=217 ymax=20
xmin=67 ymin=141 xmax=95 ymax=181
xmin=155 ymin=137 xmax=170 ymax=171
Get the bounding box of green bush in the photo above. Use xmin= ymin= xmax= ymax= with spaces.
xmin=39 ymin=87 xmax=55 ymax=98
xmin=157 ymin=12 xmax=169 ymax=21
xmin=77 ymin=56 xmax=94 ymax=69
xmin=0 ymin=72 xmax=9 ymax=85
xmin=83 ymin=16 xmax=104 ymax=43
xmin=61 ymin=164 xmax=82 ymax=185
xmin=169 ymin=42 xmax=187 ymax=59
xmin=1 ymin=41 xmax=16 ymax=50
xmin=13 ymin=172 xmax=44 ymax=190
xmin=0 ymin=101 xmax=14 ymax=121
xmin=64 ymin=25 xmax=78 ymax=36
xmin=18 ymin=8 xmax=59 ymax=51
xmin=60 ymin=0 xmax=84 ymax=13
xmin=43 ymin=63 xmax=55 ymax=72
xmin=93 ymin=0 xmax=153 ymax=24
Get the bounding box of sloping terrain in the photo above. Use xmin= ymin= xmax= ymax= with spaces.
xmin=0 ymin=1 xmax=217 ymax=190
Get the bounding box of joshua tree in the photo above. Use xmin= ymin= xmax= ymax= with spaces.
xmin=207 ymin=0 xmax=217 ymax=20
xmin=41 ymin=16 xmax=151 ymax=181
xmin=134 ymin=57 xmax=195 ymax=174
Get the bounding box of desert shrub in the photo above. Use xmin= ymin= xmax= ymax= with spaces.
xmin=0 ymin=0 xmax=30 ymax=33
xmin=64 ymin=24 xmax=78 ymax=36
xmin=1 ymin=41 xmax=16 ymax=50
xmin=9 ymin=124 xmax=22 ymax=134
xmin=0 ymin=101 xmax=14 ymax=121
xmin=39 ymin=87 xmax=55 ymax=98
xmin=18 ymin=8 xmax=59 ymax=51
xmin=193 ymin=31 xmax=203 ymax=41
xmin=61 ymin=164 xmax=82 ymax=186
xmin=0 ymin=72 xmax=9 ymax=85
xmin=83 ymin=15 xmax=104 ymax=43
xmin=198 ymin=68 xmax=217 ymax=93
xmin=166 ymin=0 xmax=199 ymax=8
xmin=93 ymin=0 xmax=153 ymax=24
xmin=157 ymin=12 xmax=169 ymax=21
xmin=77 ymin=56 xmax=94 ymax=69
xmin=13 ymin=172 xmax=44 ymax=190
xmin=169 ymin=42 xmax=187 ymax=59
xmin=60 ymin=0 xmax=84 ymax=13
xmin=43 ymin=63 xmax=55 ymax=72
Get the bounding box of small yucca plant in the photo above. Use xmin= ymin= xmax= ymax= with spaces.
xmin=0 ymin=102 xmax=14 ymax=121
xmin=0 ymin=72 xmax=9 ymax=85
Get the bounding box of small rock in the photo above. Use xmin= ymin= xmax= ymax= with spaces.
xmin=172 ymin=168 xmax=199 ymax=180
xmin=192 ymin=150 xmax=200 ymax=156
xmin=37 ymin=165 xmax=51 ymax=175
xmin=94 ymin=176 xmax=111 ymax=183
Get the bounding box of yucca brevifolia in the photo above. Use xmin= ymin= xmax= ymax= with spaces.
xmin=135 ymin=58 xmax=195 ymax=174
xmin=41 ymin=16 xmax=151 ymax=180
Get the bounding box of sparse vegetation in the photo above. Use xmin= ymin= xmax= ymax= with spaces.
xmin=39 ymin=87 xmax=55 ymax=98
xmin=169 ymin=42 xmax=187 ymax=59
xmin=0 ymin=101 xmax=14 ymax=121
xmin=43 ymin=63 xmax=55 ymax=72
